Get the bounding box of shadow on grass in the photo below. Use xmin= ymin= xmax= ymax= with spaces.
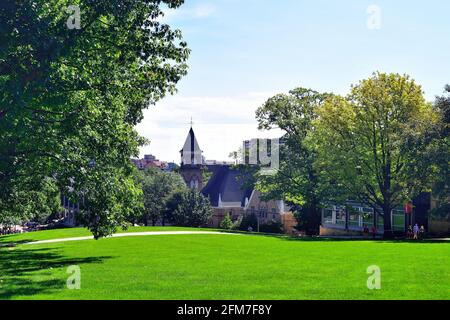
xmin=0 ymin=247 xmax=112 ymax=299
xmin=0 ymin=239 xmax=35 ymax=246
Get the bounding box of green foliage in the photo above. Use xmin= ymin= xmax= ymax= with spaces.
xmin=254 ymin=88 xmax=331 ymax=235
xmin=259 ymin=220 xmax=283 ymax=234
xmin=238 ymin=214 xmax=258 ymax=231
xmin=219 ymin=213 xmax=233 ymax=230
xmin=0 ymin=0 xmax=189 ymax=238
xmin=255 ymin=76 xmax=446 ymax=238
xmin=432 ymin=85 xmax=450 ymax=201
xmin=76 ymin=167 xmax=144 ymax=239
xmin=293 ymin=205 xmax=322 ymax=235
xmin=201 ymin=166 xmax=213 ymax=186
xmin=315 ymin=73 xmax=439 ymax=237
xmin=168 ymin=189 xmax=213 ymax=227
xmin=138 ymin=168 xmax=187 ymax=226
xmin=0 ymin=177 xmax=61 ymax=225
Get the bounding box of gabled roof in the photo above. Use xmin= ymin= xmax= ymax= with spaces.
xmin=201 ymin=165 xmax=253 ymax=208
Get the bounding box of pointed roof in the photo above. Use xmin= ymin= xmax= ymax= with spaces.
xmin=180 ymin=127 xmax=203 ymax=165
xmin=201 ymin=165 xmax=253 ymax=208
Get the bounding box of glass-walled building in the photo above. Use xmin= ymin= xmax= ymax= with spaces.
xmin=321 ymin=201 xmax=406 ymax=236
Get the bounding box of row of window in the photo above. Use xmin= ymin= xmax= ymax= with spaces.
xmin=249 ymin=206 xmax=278 ymax=219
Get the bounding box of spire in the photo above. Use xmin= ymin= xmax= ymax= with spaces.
xmin=180 ymin=125 xmax=202 ymax=165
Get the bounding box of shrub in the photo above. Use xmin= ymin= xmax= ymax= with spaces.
xmin=259 ymin=220 xmax=284 ymax=234
xmin=219 ymin=213 xmax=233 ymax=230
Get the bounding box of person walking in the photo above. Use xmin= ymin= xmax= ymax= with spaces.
xmin=413 ymin=223 xmax=419 ymax=240
xmin=407 ymin=225 xmax=413 ymax=239
xmin=419 ymin=225 xmax=426 ymax=240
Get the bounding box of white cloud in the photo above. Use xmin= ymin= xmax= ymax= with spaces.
xmin=194 ymin=4 xmax=216 ymax=18
xmin=135 ymin=92 xmax=284 ymax=163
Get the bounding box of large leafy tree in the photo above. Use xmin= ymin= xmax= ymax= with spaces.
xmin=167 ymin=190 xmax=212 ymax=228
xmin=0 ymin=0 xmax=189 ymax=238
xmin=255 ymin=88 xmax=331 ymax=234
xmin=0 ymin=176 xmax=61 ymax=226
xmin=428 ymin=85 xmax=450 ymax=218
xmin=315 ymin=73 xmax=438 ymax=238
xmin=139 ymin=168 xmax=187 ymax=226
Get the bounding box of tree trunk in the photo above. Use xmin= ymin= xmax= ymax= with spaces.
xmin=383 ymin=204 xmax=394 ymax=239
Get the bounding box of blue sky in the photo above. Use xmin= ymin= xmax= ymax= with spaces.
xmin=136 ymin=0 xmax=450 ymax=162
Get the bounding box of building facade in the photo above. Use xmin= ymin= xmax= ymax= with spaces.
xmin=179 ymin=127 xmax=294 ymax=233
xmin=132 ymin=154 xmax=167 ymax=170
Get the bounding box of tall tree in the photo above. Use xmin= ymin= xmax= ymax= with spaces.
xmin=432 ymin=85 xmax=450 ymax=201
xmin=139 ymin=168 xmax=187 ymax=226
xmin=255 ymin=88 xmax=331 ymax=234
xmin=0 ymin=1 xmax=189 ymax=238
xmin=315 ymin=73 xmax=438 ymax=238
xmin=167 ymin=189 xmax=213 ymax=228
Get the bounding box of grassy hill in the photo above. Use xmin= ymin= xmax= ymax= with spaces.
xmin=0 ymin=228 xmax=449 ymax=300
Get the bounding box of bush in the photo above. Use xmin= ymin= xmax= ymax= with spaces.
xmin=239 ymin=214 xmax=258 ymax=231
xmin=219 ymin=213 xmax=233 ymax=230
xmin=259 ymin=220 xmax=284 ymax=234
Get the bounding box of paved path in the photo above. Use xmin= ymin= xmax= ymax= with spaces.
xmin=22 ymin=231 xmax=241 ymax=246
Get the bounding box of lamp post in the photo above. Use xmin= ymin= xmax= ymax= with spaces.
xmin=257 ymin=212 xmax=260 ymax=233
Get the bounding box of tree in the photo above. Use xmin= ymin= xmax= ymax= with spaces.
xmin=219 ymin=213 xmax=233 ymax=230
xmin=432 ymin=85 xmax=450 ymax=201
xmin=0 ymin=176 xmax=61 ymax=225
xmin=139 ymin=168 xmax=187 ymax=226
xmin=168 ymin=189 xmax=212 ymax=227
xmin=426 ymin=85 xmax=450 ymax=224
xmin=315 ymin=73 xmax=439 ymax=238
xmin=0 ymin=1 xmax=189 ymax=238
xmin=255 ymin=88 xmax=331 ymax=235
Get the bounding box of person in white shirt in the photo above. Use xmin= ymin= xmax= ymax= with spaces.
xmin=413 ymin=224 xmax=419 ymax=240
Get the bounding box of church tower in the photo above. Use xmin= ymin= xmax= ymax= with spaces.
xmin=180 ymin=126 xmax=204 ymax=190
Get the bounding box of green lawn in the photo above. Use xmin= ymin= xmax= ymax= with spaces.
xmin=0 ymin=228 xmax=449 ymax=300
xmin=0 ymin=226 xmax=213 ymax=244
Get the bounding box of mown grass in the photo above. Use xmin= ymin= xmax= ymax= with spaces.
xmin=0 ymin=228 xmax=449 ymax=300
xmin=0 ymin=226 xmax=213 ymax=244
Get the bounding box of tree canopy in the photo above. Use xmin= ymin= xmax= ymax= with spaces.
xmin=139 ymin=168 xmax=187 ymax=226
xmin=255 ymin=73 xmax=445 ymax=237
xmin=315 ymin=73 xmax=438 ymax=237
xmin=0 ymin=0 xmax=189 ymax=238
xmin=167 ymin=189 xmax=212 ymax=228
xmin=430 ymin=85 xmax=450 ymax=209
xmin=255 ymin=88 xmax=331 ymax=234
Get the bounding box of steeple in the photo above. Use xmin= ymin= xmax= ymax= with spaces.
xmin=180 ymin=126 xmax=203 ymax=166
